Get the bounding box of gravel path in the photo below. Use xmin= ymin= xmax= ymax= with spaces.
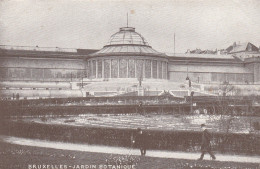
xmin=1 ymin=135 xmax=260 ymax=164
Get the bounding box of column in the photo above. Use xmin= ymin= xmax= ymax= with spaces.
xmin=110 ymin=59 xmax=112 ymax=78
xmin=135 ymin=60 xmax=137 ymax=78
xmin=157 ymin=61 xmax=159 ymax=79
xmin=163 ymin=61 xmax=165 ymax=79
xmin=151 ymin=60 xmax=152 ymax=78
xmin=88 ymin=61 xmax=90 ymax=78
xmin=89 ymin=61 xmax=92 ymax=78
xmin=118 ymin=59 xmax=120 ymax=78
xmin=142 ymin=60 xmax=145 ymax=79
xmin=96 ymin=60 xmax=98 ymax=78
xmin=162 ymin=62 xmax=164 ymax=79
xmin=165 ymin=62 xmax=169 ymax=80
xmin=43 ymin=68 xmax=45 ymax=81
xmin=102 ymin=59 xmax=104 ymax=78
xmin=127 ymin=59 xmax=129 ymax=78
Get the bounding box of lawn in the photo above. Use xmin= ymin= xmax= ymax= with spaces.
xmin=0 ymin=141 xmax=259 ymax=169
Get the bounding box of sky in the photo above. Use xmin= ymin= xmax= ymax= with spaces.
xmin=0 ymin=0 xmax=260 ymax=53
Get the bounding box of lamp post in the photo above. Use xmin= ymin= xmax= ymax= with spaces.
xmin=137 ymin=62 xmax=144 ymax=96
xmin=190 ymin=91 xmax=194 ymax=114
xmin=186 ymin=76 xmax=193 ymax=114
xmin=186 ymin=76 xmax=191 ymax=87
xmin=81 ymin=76 xmax=84 ymax=89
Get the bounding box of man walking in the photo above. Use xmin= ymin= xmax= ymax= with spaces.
xmin=198 ymin=124 xmax=216 ymax=160
xmin=133 ymin=128 xmax=147 ymax=156
xmin=138 ymin=101 xmax=143 ymax=115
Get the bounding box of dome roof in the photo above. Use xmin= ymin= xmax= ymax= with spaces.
xmin=93 ymin=45 xmax=162 ymax=56
xmin=106 ymin=27 xmax=149 ymax=46
xmin=88 ymin=27 xmax=166 ymax=57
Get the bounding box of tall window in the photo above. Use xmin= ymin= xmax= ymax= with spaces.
xmin=97 ymin=60 xmax=102 ymax=78
xmin=145 ymin=60 xmax=151 ymax=78
xmin=88 ymin=61 xmax=92 ymax=78
xmin=92 ymin=60 xmax=96 ymax=78
xmin=244 ymin=74 xmax=253 ymax=83
xmin=104 ymin=60 xmax=110 ymax=78
xmin=111 ymin=59 xmax=118 ymax=78
xmin=128 ymin=59 xmax=135 ymax=78
xmin=32 ymin=68 xmax=43 ymax=80
xmin=24 ymin=68 xmax=32 ymax=78
xmin=211 ymin=73 xmax=217 ymax=81
xmin=158 ymin=61 xmax=162 ymax=79
xmin=218 ymin=73 xmax=225 ymax=82
xmin=119 ymin=59 xmax=127 ymax=78
xmin=0 ymin=68 xmax=8 ymax=79
xmin=136 ymin=60 xmax=144 ymax=80
xmin=152 ymin=60 xmax=157 ymax=78
xmin=162 ymin=62 xmax=167 ymax=79
xmin=85 ymin=61 xmax=89 ymax=78
xmin=236 ymin=74 xmax=243 ymax=82
xmin=227 ymin=73 xmax=235 ymax=82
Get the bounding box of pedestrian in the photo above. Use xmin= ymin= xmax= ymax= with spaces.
xmin=198 ymin=124 xmax=216 ymax=160
xmin=133 ymin=128 xmax=147 ymax=156
xmin=138 ymin=101 xmax=143 ymax=115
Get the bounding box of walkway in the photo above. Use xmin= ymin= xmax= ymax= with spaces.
xmin=1 ymin=135 xmax=259 ymax=164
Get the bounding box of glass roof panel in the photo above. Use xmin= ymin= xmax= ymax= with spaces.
xmin=106 ymin=27 xmax=149 ymax=46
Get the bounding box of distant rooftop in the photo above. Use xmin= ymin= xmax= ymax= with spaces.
xmin=166 ymin=53 xmax=235 ymax=59
xmin=0 ymin=45 xmax=99 ymax=55
xmin=227 ymin=42 xmax=259 ymax=54
xmin=0 ymin=45 xmax=78 ymax=53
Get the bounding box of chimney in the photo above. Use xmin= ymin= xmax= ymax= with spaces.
xmin=233 ymin=42 xmax=236 ymax=47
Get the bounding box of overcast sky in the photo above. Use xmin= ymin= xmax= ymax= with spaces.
xmin=0 ymin=0 xmax=259 ymax=53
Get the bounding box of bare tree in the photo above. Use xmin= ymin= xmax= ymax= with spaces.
xmin=217 ymin=81 xmax=237 ymax=133
xmin=215 ymin=81 xmax=249 ymax=152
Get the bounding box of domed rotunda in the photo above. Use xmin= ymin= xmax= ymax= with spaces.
xmin=86 ymin=27 xmax=168 ymax=80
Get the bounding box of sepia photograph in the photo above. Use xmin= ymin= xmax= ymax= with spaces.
xmin=0 ymin=0 xmax=260 ymax=168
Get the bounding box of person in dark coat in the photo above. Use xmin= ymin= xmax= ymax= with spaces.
xmin=133 ymin=128 xmax=147 ymax=156
xmin=138 ymin=101 xmax=143 ymax=115
xmin=198 ymin=124 xmax=216 ymax=160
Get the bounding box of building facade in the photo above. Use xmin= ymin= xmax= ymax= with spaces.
xmin=0 ymin=27 xmax=260 ymax=99
xmin=85 ymin=27 xmax=168 ymax=80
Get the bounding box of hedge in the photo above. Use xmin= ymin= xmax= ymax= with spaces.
xmin=1 ymin=120 xmax=259 ymax=155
